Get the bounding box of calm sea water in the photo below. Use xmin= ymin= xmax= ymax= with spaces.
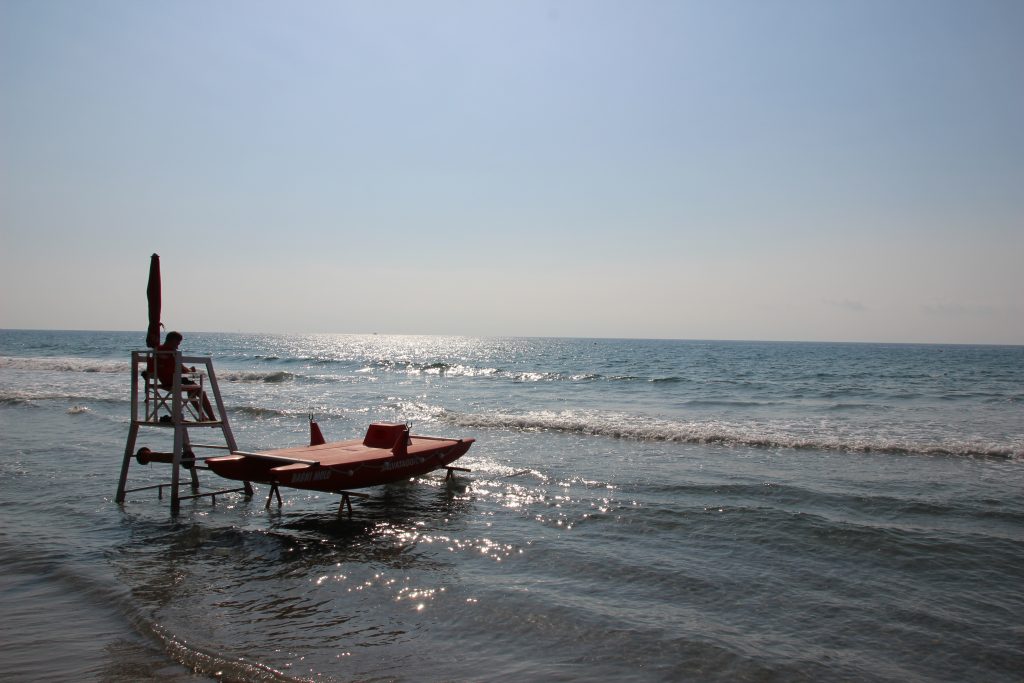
xmin=1 ymin=330 xmax=1022 ymax=682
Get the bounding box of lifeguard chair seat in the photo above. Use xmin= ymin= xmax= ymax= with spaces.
xmin=141 ymin=353 xmax=206 ymax=423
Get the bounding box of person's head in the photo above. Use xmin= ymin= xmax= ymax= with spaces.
xmin=164 ymin=331 xmax=183 ymax=348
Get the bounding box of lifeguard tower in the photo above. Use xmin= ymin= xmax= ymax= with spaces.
xmin=115 ymin=349 xmax=253 ymax=511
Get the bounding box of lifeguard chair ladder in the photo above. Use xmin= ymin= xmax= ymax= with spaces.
xmin=116 ymin=350 xmax=253 ymax=512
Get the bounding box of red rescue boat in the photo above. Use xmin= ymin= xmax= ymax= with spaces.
xmin=206 ymin=422 xmax=474 ymax=497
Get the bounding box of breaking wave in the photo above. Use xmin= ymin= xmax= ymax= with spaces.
xmin=446 ymin=410 xmax=1021 ymax=459
xmin=221 ymin=370 xmax=298 ymax=383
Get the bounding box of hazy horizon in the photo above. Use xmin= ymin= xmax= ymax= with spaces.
xmin=3 ymin=1 xmax=1022 ymax=345
xmin=2 ymin=326 xmax=1022 ymax=348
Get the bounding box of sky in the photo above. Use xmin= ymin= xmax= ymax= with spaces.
xmin=1 ymin=0 xmax=1022 ymax=344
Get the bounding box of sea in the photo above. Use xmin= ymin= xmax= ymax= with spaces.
xmin=1 ymin=329 xmax=1022 ymax=682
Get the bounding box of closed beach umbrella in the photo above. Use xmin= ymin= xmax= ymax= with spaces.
xmin=145 ymin=253 xmax=161 ymax=348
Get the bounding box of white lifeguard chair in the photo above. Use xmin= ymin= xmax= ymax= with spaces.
xmin=116 ymin=350 xmax=253 ymax=511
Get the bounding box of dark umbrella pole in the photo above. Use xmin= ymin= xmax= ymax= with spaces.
xmin=146 ymin=253 xmax=161 ymax=348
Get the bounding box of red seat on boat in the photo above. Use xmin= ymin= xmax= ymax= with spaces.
xmin=363 ymin=423 xmax=408 ymax=449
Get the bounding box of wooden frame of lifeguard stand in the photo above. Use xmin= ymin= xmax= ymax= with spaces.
xmin=116 ymin=350 xmax=253 ymax=512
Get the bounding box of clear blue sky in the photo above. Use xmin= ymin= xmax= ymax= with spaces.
xmin=2 ymin=0 xmax=1022 ymax=343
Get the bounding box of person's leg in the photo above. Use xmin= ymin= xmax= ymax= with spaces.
xmin=180 ymin=378 xmax=213 ymax=420
xmin=201 ymin=392 xmax=216 ymax=421
xmin=181 ymin=385 xmax=206 ymax=420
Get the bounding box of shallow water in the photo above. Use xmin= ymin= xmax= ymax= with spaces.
xmin=1 ymin=331 xmax=1022 ymax=681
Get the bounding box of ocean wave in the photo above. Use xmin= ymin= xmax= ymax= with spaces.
xmin=446 ymin=410 xmax=1021 ymax=459
xmin=825 ymin=402 xmax=886 ymax=411
xmin=680 ymin=399 xmax=778 ymax=408
xmin=0 ymin=392 xmax=125 ymax=406
xmin=0 ymin=356 xmax=125 ymax=373
xmin=983 ymin=394 xmax=1022 ymax=404
xmin=0 ymin=391 xmax=299 ymax=421
xmin=150 ymin=626 xmax=303 ymax=683
xmin=230 ymin=405 xmax=295 ymax=418
xmin=352 ymin=359 xmax=685 ymax=384
xmin=269 ymin=358 xmax=721 ymax=386
xmin=221 ymin=370 xmax=297 ymax=383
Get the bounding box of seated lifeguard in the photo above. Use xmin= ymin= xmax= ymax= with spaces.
xmin=148 ymin=331 xmax=217 ymax=421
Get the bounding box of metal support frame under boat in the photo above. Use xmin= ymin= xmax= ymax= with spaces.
xmin=445 ymin=466 xmax=471 ymax=480
xmin=262 ymin=481 xmax=371 ymax=516
xmin=260 ymin=466 xmax=473 ymax=515
xmin=116 ymin=350 xmax=253 ymax=512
